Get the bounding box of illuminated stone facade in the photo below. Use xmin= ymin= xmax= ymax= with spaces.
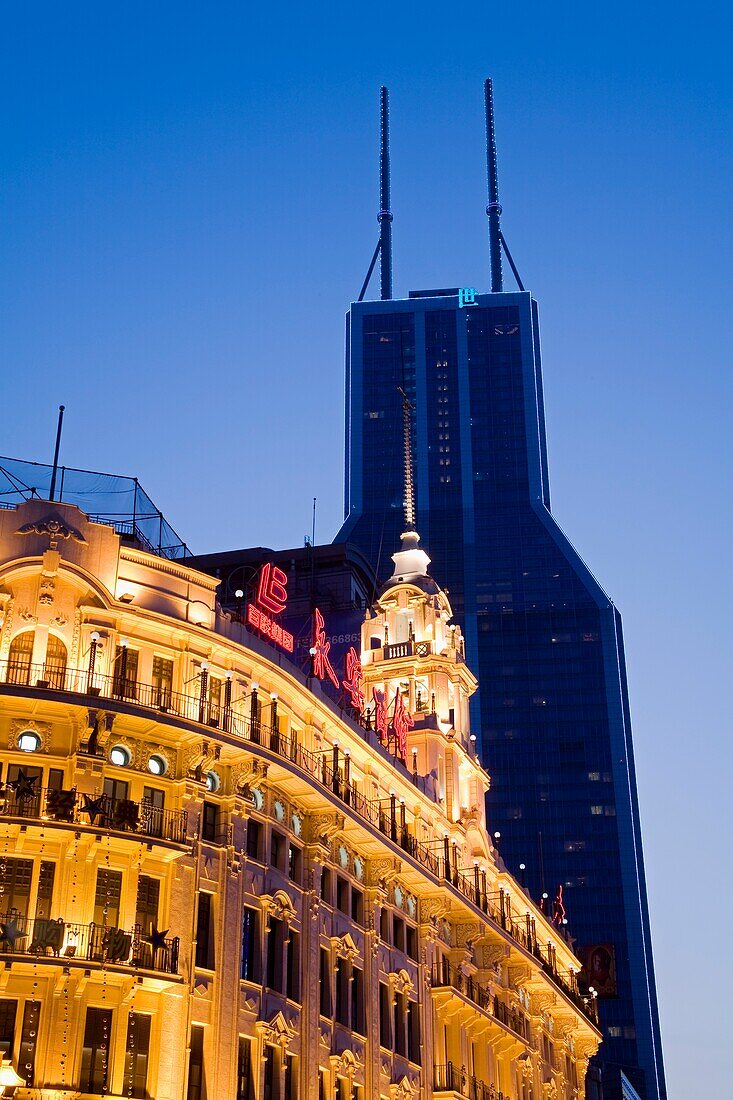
xmin=0 ymin=499 xmax=600 ymax=1099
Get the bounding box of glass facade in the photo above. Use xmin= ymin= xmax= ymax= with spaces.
xmin=337 ymin=290 xmax=666 ymax=1100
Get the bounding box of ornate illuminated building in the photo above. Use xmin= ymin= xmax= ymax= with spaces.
xmin=0 ymin=486 xmax=600 ymax=1099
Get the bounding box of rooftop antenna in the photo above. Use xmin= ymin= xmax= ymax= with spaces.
xmin=357 ymin=86 xmax=394 ymax=302
xmin=484 ymin=78 xmax=503 ymax=293
xmin=48 ymin=405 xmax=65 ymax=502
xmin=485 ymin=78 xmax=525 ymax=293
xmin=379 ymin=86 xmax=393 ymax=300
xmin=397 ymin=387 xmax=415 ymax=530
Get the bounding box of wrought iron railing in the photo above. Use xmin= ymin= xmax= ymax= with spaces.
xmin=0 ymin=785 xmax=188 ymax=844
xmin=433 ymin=1063 xmax=506 ymax=1100
xmin=430 ymin=964 xmax=530 ymax=1040
xmin=0 ymin=657 xmax=597 ymax=1024
xmin=0 ymin=909 xmax=179 ymax=974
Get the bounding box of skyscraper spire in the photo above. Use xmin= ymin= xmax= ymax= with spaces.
xmin=484 ymin=77 xmax=504 ymax=293
xmin=399 ymin=386 xmax=415 ymax=531
xmin=379 ymin=86 xmax=393 ymax=300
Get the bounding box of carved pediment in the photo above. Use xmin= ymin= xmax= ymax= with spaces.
xmin=390 ymin=1075 xmax=418 ymax=1099
xmin=256 ymin=1010 xmax=296 ymax=1050
xmin=17 ymin=514 xmax=86 ymax=547
xmin=265 ymin=890 xmax=297 ymax=925
xmin=332 ymin=933 xmax=360 ymax=961
xmin=388 ymin=968 xmax=414 ymax=996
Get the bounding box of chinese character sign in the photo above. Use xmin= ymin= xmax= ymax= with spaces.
xmin=312 ymin=608 xmax=340 ymax=689
xmin=458 ymin=287 xmax=477 ymax=308
xmin=246 ymin=604 xmax=294 ymax=652
xmin=391 ymin=690 xmax=414 ymax=761
xmin=342 ymin=646 xmax=365 ymax=714
xmin=372 ymin=687 xmax=388 ymax=744
xmin=256 ymin=562 xmax=289 ymax=615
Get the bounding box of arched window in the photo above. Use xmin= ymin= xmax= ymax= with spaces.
xmin=45 ymin=634 xmax=67 ymax=690
xmin=7 ymin=630 xmax=34 ymax=684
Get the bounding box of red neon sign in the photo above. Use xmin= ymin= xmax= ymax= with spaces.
xmin=391 ymin=690 xmax=414 ymax=761
xmin=257 ymin=562 xmax=289 ymax=615
xmin=372 ymin=687 xmax=388 ymax=744
xmin=342 ymin=646 xmax=365 ymax=714
xmin=245 ymin=562 xmax=293 ymax=652
xmin=311 ymin=608 xmax=340 ymax=689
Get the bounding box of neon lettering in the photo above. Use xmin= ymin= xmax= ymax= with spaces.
xmin=311 ymin=608 xmax=340 ymax=689
xmin=342 ymin=646 xmax=365 ymax=714
xmin=257 ymin=562 xmax=289 ymax=615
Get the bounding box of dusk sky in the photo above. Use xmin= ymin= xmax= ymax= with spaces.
xmin=2 ymin=5 xmax=731 ymax=1095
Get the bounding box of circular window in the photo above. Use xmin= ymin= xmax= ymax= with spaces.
xmin=205 ymin=771 xmax=220 ymax=793
xmin=292 ymin=813 xmax=302 ymax=837
xmin=338 ymin=845 xmax=349 ymax=869
xmin=148 ymin=754 xmax=166 ymax=776
xmin=353 ymin=856 xmax=364 ymax=881
xmin=18 ymin=730 xmax=41 ymax=753
xmin=251 ymin=788 xmax=264 ymax=810
xmin=274 ymin=800 xmax=285 ymax=822
xmin=110 ymin=745 xmax=131 ymax=767
xmin=394 ymin=886 xmax=404 ymax=908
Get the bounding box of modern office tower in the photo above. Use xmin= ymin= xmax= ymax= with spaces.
xmin=0 ymin=486 xmax=600 ymax=1098
xmin=336 ymin=82 xmax=665 ymax=1100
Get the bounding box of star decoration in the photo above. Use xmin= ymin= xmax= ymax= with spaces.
xmin=82 ymin=793 xmax=107 ymax=824
xmin=0 ymin=919 xmax=27 ymax=948
xmin=145 ymin=925 xmax=169 ymax=952
xmin=8 ymin=770 xmax=39 ymax=801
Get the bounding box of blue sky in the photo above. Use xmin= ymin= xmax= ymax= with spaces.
xmin=2 ymin=4 xmax=731 ymax=1095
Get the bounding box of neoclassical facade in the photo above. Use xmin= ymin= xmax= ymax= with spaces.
xmin=0 ymin=499 xmax=600 ymax=1099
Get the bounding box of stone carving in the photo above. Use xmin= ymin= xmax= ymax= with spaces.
xmin=421 ymin=897 xmax=451 ymax=924
xmin=9 ymin=719 xmax=51 ymax=752
xmin=479 ymin=943 xmax=509 ymax=969
xmin=366 ymin=857 xmax=402 ymax=887
xmin=390 ymin=1076 xmax=418 ymax=1099
xmin=0 ymin=598 xmax=15 ymax=659
xmin=332 ymin=933 xmax=360 ymax=961
xmin=308 ymin=812 xmax=345 ymax=844
xmin=388 ymin=968 xmax=414 ymax=996
xmin=17 ymin=515 xmax=86 ymax=548
xmin=18 ymin=608 xmax=37 ymax=624
xmin=256 ymin=1010 xmax=296 ymax=1051
xmin=454 ymin=922 xmax=482 ymax=948
xmin=51 ymin=612 xmax=68 ymax=626
xmin=265 ymin=890 xmax=297 ymax=925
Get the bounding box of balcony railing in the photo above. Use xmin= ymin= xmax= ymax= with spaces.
xmin=430 ymin=964 xmax=530 ymax=1041
xmin=0 ymin=909 xmax=179 ymax=975
xmin=433 ymin=1063 xmax=506 ymax=1100
xmin=0 ymin=786 xmax=188 ymax=845
xmin=0 ymin=657 xmax=597 ymax=1025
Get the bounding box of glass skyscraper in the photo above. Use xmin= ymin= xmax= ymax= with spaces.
xmin=336 ymin=287 xmax=666 ymax=1100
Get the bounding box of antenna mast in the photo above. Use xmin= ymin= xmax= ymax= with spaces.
xmin=485 ymin=78 xmax=503 ymax=293
xmin=379 ymin=86 xmax=393 ymax=300
xmin=49 ymin=405 xmax=65 ymax=502
xmin=398 ymin=387 xmax=415 ymax=530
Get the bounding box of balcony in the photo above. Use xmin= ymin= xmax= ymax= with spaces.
xmin=434 ymin=1063 xmax=506 ymax=1100
xmin=0 ymin=909 xmax=179 ymax=975
xmin=0 ymin=786 xmax=189 ymax=846
xmin=430 ymin=964 xmax=530 ymax=1042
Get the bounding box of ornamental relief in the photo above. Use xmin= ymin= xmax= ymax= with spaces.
xmin=367 ymin=856 xmax=402 ymax=888
xmin=8 ymin=719 xmax=51 ymax=752
xmin=307 ymin=811 xmax=345 ymax=845
xmin=264 ymin=890 xmax=298 ymax=925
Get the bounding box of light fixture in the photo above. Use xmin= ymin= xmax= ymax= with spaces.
xmin=235 ymin=589 xmax=244 ymax=599
xmin=200 ymin=660 xmax=209 ymax=672
xmin=0 ymin=1062 xmax=24 ymax=1091
xmin=251 ymin=681 xmax=259 ymax=691
xmin=269 ymin=691 xmax=278 ymax=701
xmin=90 ymin=630 xmax=100 ymax=642
xmin=119 ymin=637 xmax=128 ymax=648
xmin=119 ymin=592 xmax=135 ymax=603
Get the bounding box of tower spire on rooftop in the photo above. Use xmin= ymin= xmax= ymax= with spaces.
xmin=484 ymin=77 xmax=504 ymax=293
xmin=398 ymin=386 xmax=415 ymax=531
xmin=379 ymin=86 xmax=393 ymax=300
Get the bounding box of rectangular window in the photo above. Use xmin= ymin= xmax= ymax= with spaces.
xmin=351 ymin=966 xmax=365 ymax=1034
xmin=288 ymin=844 xmax=302 ymax=884
xmin=350 ymin=888 xmax=363 ymax=925
xmin=266 ymin=918 xmax=285 ymax=993
xmin=336 ymin=876 xmax=349 ymax=914
xmin=319 ymin=948 xmax=331 ymax=1017
xmin=35 ymin=861 xmax=55 ymax=920
xmin=202 ymin=802 xmax=220 ymax=843
xmin=187 ymin=1025 xmax=206 ymax=1100
xmin=246 ymin=820 xmax=262 ymax=861
xmin=152 ymin=657 xmax=174 ymax=709
xmin=393 ymin=916 xmax=405 ymax=953
xmin=237 ymin=1037 xmax=254 ymax=1100
xmin=103 ymin=775 xmax=130 ymax=803
xmin=18 ymin=999 xmax=40 ymax=1086
xmin=320 ymin=867 xmax=331 ymax=903
xmin=124 ymin=1012 xmax=151 ymax=1098
xmin=113 ymin=645 xmax=139 ymax=699
xmin=380 ymin=908 xmax=390 ymax=942
xmin=394 ymin=992 xmax=406 ymax=1056
xmin=0 ymin=857 xmax=33 ymax=919
xmin=270 ymin=830 xmax=286 ymax=871
xmin=0 ymin=999 xmax=17 ymax=1059
xmin=80 ymin=1006 xmax=112 ymax=1094
xmin=241 ymin=907 xmax=259 ymax=983
xmin=263 ymin=1045 xmax=279 ymax=1100
xmin=286 ymin=930 xmax=301 ymax=1003
xmin=335 ymin=958 xmax=349 ymax=1026
xmin=379 ymin=983 xmax=391 ymax=1048
xmin=135 ymin=875 xmax=160 ymax=935
xmin=407 ymin=1000 xmax=420 ymax=1063
xmin=208 ymin=676 xmax=223 ymax=725
xmin=195 ymin=894 xmax=213 ymax=970
xmin=94 ymin=868 xmax=122 ymax=927
xmin=285 ymin=1053 xmax=299 ymax=1100
xmin=48 ymin=768 xmax=65 ymax=791
xmin=406 ymin=925 xmax=418 ymax=960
